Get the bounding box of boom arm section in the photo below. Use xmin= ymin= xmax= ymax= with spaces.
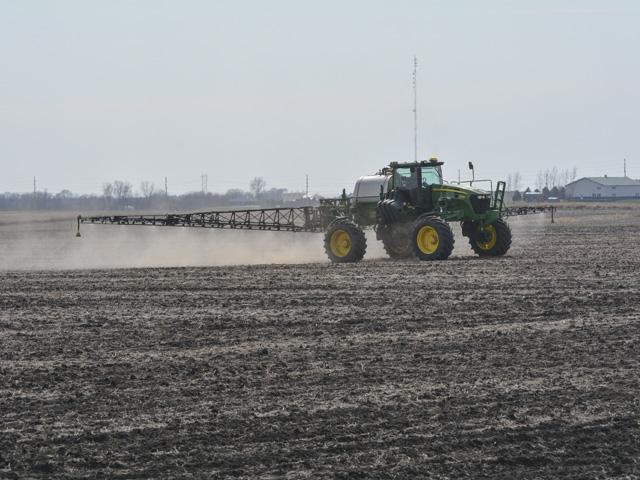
xmin=503 ymin=205 xmax=556 ymax=223
xmin=75 ymin=202 xmax=556 ymax=237
xmin=77 ymin=206 xmax=333 ymax=237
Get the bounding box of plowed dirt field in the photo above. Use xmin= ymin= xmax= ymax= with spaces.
xmin=1 ymin=208 xmax=639 ymax=478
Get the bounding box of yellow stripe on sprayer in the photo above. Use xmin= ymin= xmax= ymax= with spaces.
xmin=432 ymin=188 xmax=468 ymax=197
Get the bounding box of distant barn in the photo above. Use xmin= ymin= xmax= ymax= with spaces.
xmin=565 ymin=176 xmax=640 ymax=200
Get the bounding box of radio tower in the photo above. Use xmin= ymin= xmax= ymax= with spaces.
xmin=412 ymin=55 xmax=418 ymax=162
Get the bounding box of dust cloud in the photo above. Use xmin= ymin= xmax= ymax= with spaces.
xmin=0 ymin=210 xmax=568 ymax=271
xmin=0 ymin=212 xmax=387 ymax=270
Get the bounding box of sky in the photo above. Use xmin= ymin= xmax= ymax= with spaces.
xmin=1 ymin=0 xmax=638 ymax=195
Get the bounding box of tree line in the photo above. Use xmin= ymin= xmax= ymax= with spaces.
xmin=0 ymin=177 xmax=312 ymax=211
xmin=506 ymin=167 xmax=578 ymax=201
xmin=1 ymin=167 xmax=580 ymax=210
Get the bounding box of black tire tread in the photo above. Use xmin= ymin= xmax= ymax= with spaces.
xmin=381 ymin=223 xmax=412 ymax=259
xmin=324 ymin=219 xmax=367 ymax=263
xmin=376 ymin=190 xmax=409 ymax=225
xmin=468 ymin=219 xmax=512 ymax=256
xmin=411 ymin=215 xmax=454 ymax=261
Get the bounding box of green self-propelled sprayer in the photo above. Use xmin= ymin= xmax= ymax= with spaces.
xmin=77 ymin=158 xmax=555 ymax=263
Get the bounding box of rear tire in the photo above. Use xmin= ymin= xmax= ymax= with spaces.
xmin=324 ymin=219 xmax=367 ymax=263
xmin=411 ymin=215 xmax=454 ymax=261
xmin=380 ymin=223 xmax=412 ymax=259
xmin=468 ymin=219 xmax=512 ymax=256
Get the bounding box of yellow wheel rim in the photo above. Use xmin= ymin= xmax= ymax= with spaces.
xmin=416 ymin=225 xmax=440 ymax=254
xmin=476 ymin=224 xmax=497 ymax=251
xmin=329 ymin=229 xmax=352 ymax=257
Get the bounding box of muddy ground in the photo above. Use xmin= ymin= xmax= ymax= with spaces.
xmin=1 ymin=208 xmax=639 ymax=478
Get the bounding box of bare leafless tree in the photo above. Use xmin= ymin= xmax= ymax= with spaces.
xmin=250 ymin=177 xmax=267 ymax=197
xmin=513 ymin=171 xmax=522 ymax=192
xmin=140 ymin=181 xmax=155 ymax=200
xmin=102 ymin=182 xmax=113 ymax=209
xmin=113 ymin=180 xmax=132 ymax=207
xmin=549 ymin=167 xmax=558 ymax=187
xmin=535 ymin=170 xmax=544 ymax=191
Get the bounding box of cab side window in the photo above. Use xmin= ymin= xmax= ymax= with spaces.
xmin=394 ymin=168 xmax=418 ymax=189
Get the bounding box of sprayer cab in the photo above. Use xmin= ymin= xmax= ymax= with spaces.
xmin=387 ymin=158 xmax=444 ymax=192
xmin=377 ymin=158 xmax=505 ymax=225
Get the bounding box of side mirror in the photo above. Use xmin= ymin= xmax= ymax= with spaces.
xmin=468 ymin=162 xmax=475 ymax=183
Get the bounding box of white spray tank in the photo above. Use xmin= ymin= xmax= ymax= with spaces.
xmin=352 ymin=175 xmax=391 ymax=205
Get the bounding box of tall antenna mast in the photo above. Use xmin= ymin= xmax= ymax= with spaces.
xmin=412 ymin=55 xmax=418 ymax=162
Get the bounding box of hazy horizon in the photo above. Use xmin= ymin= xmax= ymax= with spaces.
xmin=2 ymin=0 xmax=638 ymax=196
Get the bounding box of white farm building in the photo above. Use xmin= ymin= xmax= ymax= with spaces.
xmin=565 ymin=176 xmax=640 ymax=200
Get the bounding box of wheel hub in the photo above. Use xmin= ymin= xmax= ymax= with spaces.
xmin=329 ymin=229 xmax=352 ymax=257
xmin=476 ymin=225 xmax=497 ymax=251
xmin=416 ymin=225 xmax=440 ymax=254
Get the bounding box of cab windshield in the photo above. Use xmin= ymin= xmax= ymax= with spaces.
xmin=421 ymin=166 xmax=443 ymax=186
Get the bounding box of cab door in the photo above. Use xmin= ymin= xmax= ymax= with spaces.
xmin=393 ymin=167 xmax=420 ymax=205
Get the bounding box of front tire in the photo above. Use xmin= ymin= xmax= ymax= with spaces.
xmin=468 ymin=219 xmax=512 ymax=256
xmin=411 ymin=215 xmax=454 ymax=261
xmin=324 ymin=219 xmax=367 ymax=263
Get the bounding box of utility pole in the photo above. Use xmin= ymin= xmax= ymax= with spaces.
xmin=305 ymin=174 xmax=309 ymax=198
xmin=412 ymin=55 xmax=418 ymax=162
xmin=165 ymin=176 xmax=168 ymax=196
xmin=624 ymin=158 xmax=627 ymax=177
xmin=33 ymin=176 xmax=36 ymax=195
xmin=201 ymin=174 xmax=208 ymax=194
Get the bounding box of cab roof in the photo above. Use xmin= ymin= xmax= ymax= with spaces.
xmin=389 ymin=158 xmax=444 ymax=168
